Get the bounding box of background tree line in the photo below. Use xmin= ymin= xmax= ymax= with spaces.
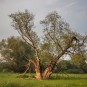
xmin=0 ymin=36 xmax=87 ymax=73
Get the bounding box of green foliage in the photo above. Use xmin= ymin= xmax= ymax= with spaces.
xmin=81 ymin=62 xmax=87 ymax=73
xmin=9 ymin=10 xmax=40 ymax=48
xmin=56 ymin=60 xmax=74 ymax=73
xmin=55 ymin=60 xmax=87 ymax=74
xmin=65 ymin=69 xmax=84 ymax=74
xmin=41 ymin=11 xmax=74 ymax=56
xmin=0 ymin=36 xmax=34 ymax=72
xmin=40 ymin=43 xmax=54 ymax=70
xmin=71 ymin=53 xmax=86 ymax=68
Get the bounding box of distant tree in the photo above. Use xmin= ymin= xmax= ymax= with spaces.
xmin=71 ymin=51 xmax=87 ymax=73
xmin=71 ymin=53 xmax=85 ymax=68
xmin=9 ymin=10 xmax=87 ymax=80
xmin=81 ymin=62 xmax=87 ymax=73
xmin=56 ymin=60 xmax=72 ymax=72
xmin=56 ymin=60 xmax=84 ymax=74
xmin=70 ymin=36 xmax=87 ymax=68
xmin=0 ymin=36 xmax=34 ymax=72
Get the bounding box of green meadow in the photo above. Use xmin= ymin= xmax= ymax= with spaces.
xmin=0 ymin=73 xmax=87 ymax=87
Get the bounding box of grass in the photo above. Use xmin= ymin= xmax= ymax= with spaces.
xmin=0 ymin=73 xmax=87 ymax=87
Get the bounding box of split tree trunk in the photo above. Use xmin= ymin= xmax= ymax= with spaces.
xmin=43 ymin=44 xmax=72 ymax=79
xmin=24 ymin=43 xmax=72 ymax=80
xmin=24 ymin=37 xmax=74 ymax=80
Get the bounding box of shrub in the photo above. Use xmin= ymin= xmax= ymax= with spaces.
xmin=66 ymin=69 xmax=84 ymax=74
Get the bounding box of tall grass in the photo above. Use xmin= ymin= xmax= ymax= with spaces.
xmin=0 ymin=73 xmax=87 ymax=87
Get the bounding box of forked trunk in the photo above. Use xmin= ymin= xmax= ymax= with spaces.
xmin=24 ymin=38 xmax=73 ymax=80
xmin=43 ymin=43 xmax=72 ymax=79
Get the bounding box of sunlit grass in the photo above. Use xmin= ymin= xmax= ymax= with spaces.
xmin=0 ymin=73 xmax=87 ymax=87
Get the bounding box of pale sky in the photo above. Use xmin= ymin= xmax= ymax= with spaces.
xmin=0 ymin=0 xmax=87 ymax=40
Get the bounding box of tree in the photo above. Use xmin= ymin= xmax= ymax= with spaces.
xmin=71 ymin=53 xmax=85 ymax=68
xmin=0 ymin=36 xmax=34 ymax=72
xmin=56 ymin=60 xmax=72 ymax=73
xmin=9 ymin=10 xmax=87 ymax=80
xmin=70 ymin=35 xmax=87 ymax=70
xmin=71 ymin=50 xmax=87 ymax=73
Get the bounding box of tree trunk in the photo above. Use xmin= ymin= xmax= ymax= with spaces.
xmin=32 ymin=47 xmax=42 ymax=80
xmin=35 ymin=68 xmax=42 ymax=80
xmin=43 ymin=66 xmax=52 ymax=79
xmin=35 ymin=59 xmax=42 ymax=80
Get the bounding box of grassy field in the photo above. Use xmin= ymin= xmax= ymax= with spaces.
xmin=0 ymin=73 xmax=87 ymax=87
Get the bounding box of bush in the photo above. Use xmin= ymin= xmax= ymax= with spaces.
xmin=66 ymin=69 xmax=84 ymax=74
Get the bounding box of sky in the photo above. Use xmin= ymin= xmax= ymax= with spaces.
xmin=0 ymin=0 xmax=87 ymax=40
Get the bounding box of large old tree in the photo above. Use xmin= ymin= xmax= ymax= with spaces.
xmin=9 ymin=10 xmax=87 ymax=80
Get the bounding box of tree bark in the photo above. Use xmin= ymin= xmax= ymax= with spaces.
xmin=35 ymin=59 xmax=42 ymax=80
xmin=33 ymin=47 xmax=42 ymax=80
xmin=43 ymin=66 xmax=52 ymax=79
